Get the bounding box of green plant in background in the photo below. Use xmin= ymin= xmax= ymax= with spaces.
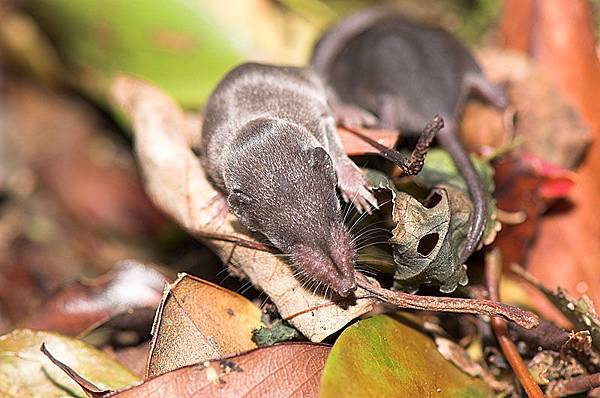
xmin=453 ymin=0 xmax=502 ymax=43
xmin=22 ymin=0 xmax=509 ymax=110
xmin=26 ymin=0 xmax=245 ymax=108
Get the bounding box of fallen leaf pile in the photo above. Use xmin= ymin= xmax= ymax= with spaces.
xmin=1 ymin=1 xmax=600 ymax=397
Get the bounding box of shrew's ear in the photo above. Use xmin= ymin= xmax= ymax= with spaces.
xmin=307 ymin=147 xmax=336 ymax=184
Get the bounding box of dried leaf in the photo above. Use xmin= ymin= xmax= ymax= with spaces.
xmin=0 ymin=329 xmax=138 ymax=398
xmin=319 ymin=314 xmax=492 ymax=397
xmin=109 ymin=76 xmax=375 ymax=342
xmin=390 ymin=187 xmax=470 ymax=293
xmin=494 ymin=153 xmax=577 ymax=272
xmin=147 ymin=274 xmax=264 ymax=378
xmin=416 ymin=149 xmax=499 ymax=246
xmin=22 ymin=260 xmax=165 ymax=336
xmin=93 ymin=344 xmax=329 ymax=397
xmin=493 ymin=155 xmax=544 ymax=270
xmin=364 ymin=148 xmax=498 ymax=293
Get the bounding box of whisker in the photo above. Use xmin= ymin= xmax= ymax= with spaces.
xmin=351 ymin=219 xmax=388 ymax=235
xmin=347 ymin=210 xmax=371 ymax=234
xmin=235 ymin=279 xmax=252 ymax=294
xmin=354 ymin=240 xmax=393 ymax=252
xmin=351 ymin=228 xmax=391 ymax=244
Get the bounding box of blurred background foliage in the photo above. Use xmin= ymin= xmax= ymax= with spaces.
xmin=5 ymin=0 xmax=600 ymax=111
xmin=4 ymin=0 xmax=518 ymax=110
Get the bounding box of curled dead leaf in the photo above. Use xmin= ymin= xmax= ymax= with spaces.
xmin=146 ymin=274 xmax=264 ymax=378
xmin=364 ymin=149 xmax=499 ymax=294
xmin=390 ymin=187 xmax=470 ymax=293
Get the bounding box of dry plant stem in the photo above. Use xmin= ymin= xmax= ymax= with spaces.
xmin=547 ymin=373 xmax=600 ymax=397
xmin=485 ymin=249 xmax=545 ymax=398
xmin=356 ymin=274 xmax=539 ymax=329
xmin=344 ymin=115 xmax=443 ymax=175
xmin=40 ymin=343 xmax=107 ymax=397
xmin=193 ymin=230 xmax=276 ymax=253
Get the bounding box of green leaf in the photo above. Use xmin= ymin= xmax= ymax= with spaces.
xmin=252 ymin=322 xmax=302 ymax=347
xmin=0 ymin=329 xmax=139 ymax=398
xmin=26 ymin=0 xmax=245 ymax=108
xmin=25 ymin=0 xmax=334 ymax=109
xmin=319 ymin=314 xmax=493 ymax=398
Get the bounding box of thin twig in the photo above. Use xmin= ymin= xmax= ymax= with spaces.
xmin=283 ymin=299 xmax=366 ymax=321
xmin=344 ymin=115 xmax=443 ymax=175
xmin=546 ymin=373 xmax=600 ymax=397
xmin=356 ymin=274 xmax=538 ymax=329
xmin=485 ymin=249 xmax=545 ymax=398
xmin=41 ymin=343 xmax=107 ymax=397
xmin=193 ymin=230 xmax=276 ymax=253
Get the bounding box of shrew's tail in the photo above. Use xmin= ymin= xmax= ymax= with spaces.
xmin=436 ymin=126 xmax=487 ymax=264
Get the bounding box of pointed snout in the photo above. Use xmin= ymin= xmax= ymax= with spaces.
xmin=335 ymin=278 xmax=357 ymax=297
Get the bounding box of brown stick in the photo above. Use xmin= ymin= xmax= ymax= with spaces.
xmin=193 ymin=230 xmax=276 ymax=253
xmin=485 ymin=249 xmax=545 ymax=398
xmin=356 ymin=274 xmax=538 ymax=329
xmin=41 ymin=343 xmax=108 ymax=397
xmin=344 ymin=115 xmax=442 ymax=175
xmin=546 ymin=373 xmax=600 ymax=397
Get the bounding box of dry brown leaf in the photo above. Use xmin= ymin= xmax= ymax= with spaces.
xmin=23 ymin=260 xmax=165 ymax=336
xmin=117 ymin=343 xmax=329 ymax=398
xmin=146 ymin=274 xmax=264 ymax=378
xmin=109 ymin=76 xmax=375 ymax=342
xmin=493 ymin=155 xmax=544 ymax=271
xmin=48 ymin=343 xmax=329 ymax=398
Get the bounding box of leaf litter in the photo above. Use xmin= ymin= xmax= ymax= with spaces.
xmin=3 ymin=3 xmax=600 ymax=396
